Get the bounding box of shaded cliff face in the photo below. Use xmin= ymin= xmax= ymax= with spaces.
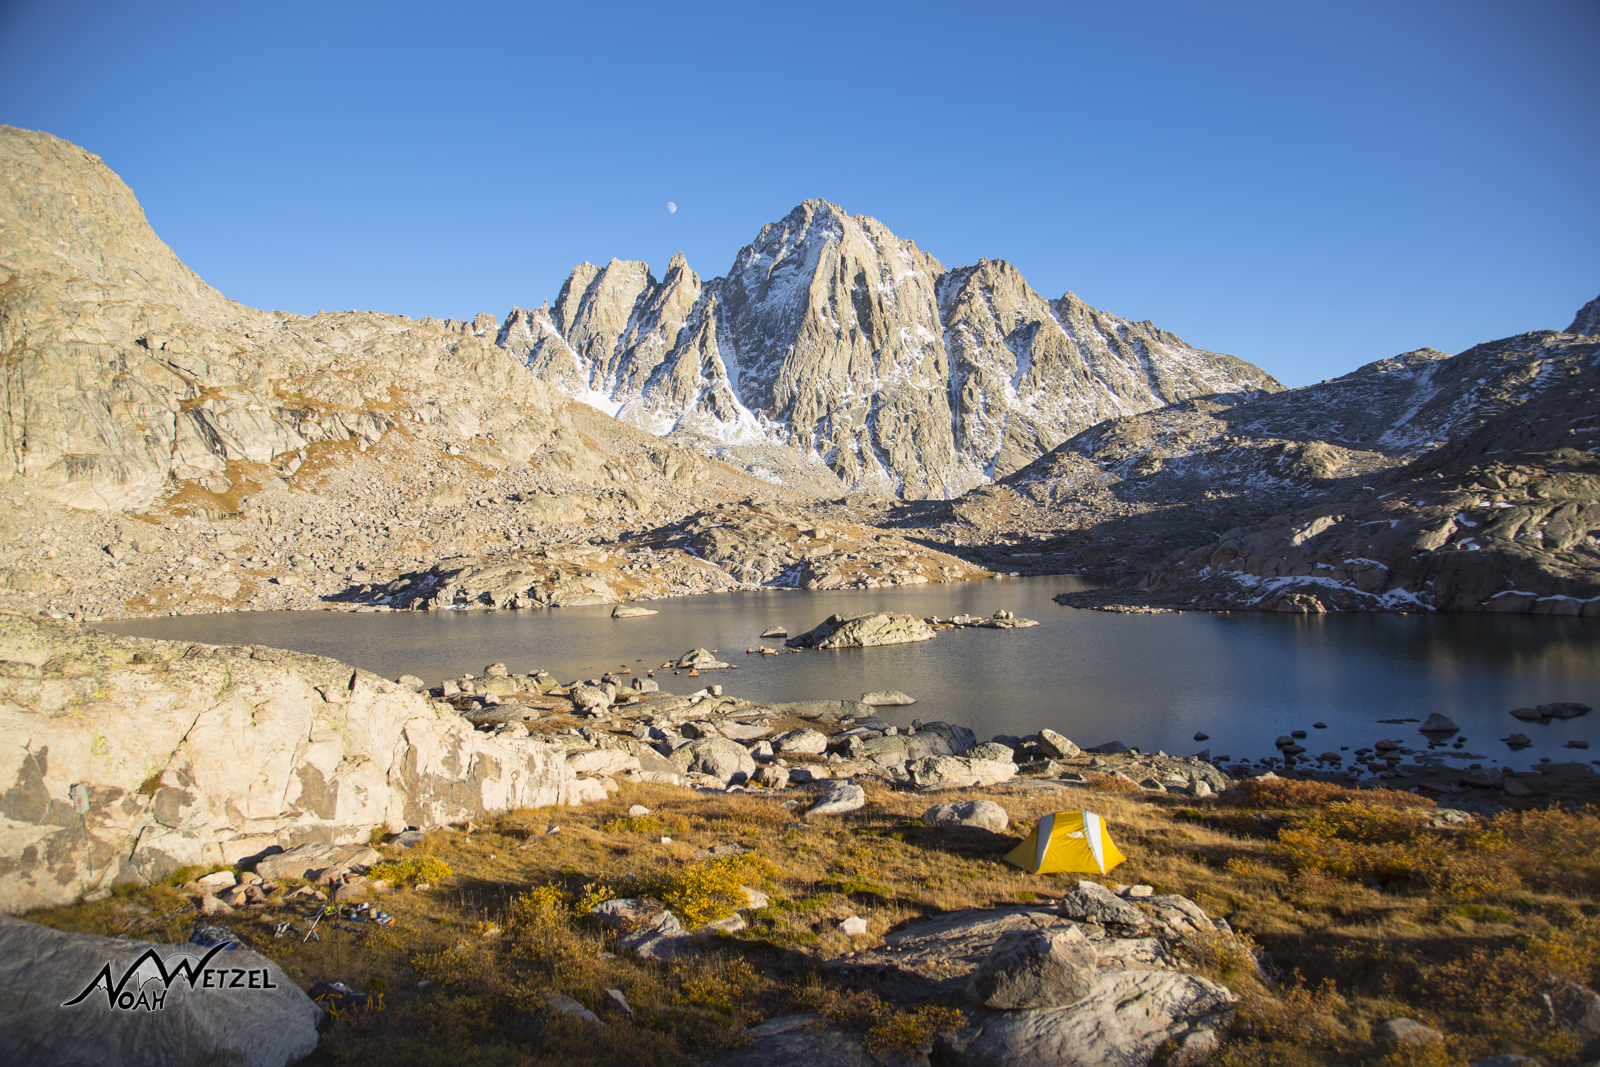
xmin=505 ymin=199 xmax=1282 ymax=499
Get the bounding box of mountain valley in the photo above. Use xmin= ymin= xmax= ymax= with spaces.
xmin=0 ymin=124 xmax=1595 ymax=621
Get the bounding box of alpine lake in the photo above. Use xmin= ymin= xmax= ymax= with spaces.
xmin=98 ymin=575 xmax=1600 ymax=774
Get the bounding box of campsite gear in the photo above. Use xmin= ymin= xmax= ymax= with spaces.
xmin=373 ymin=911 xmax=394 ymax=926
xmin=303 ymin=905 xmax=334 ymax=943
xmin=1003 ymin=810 xmax=1126 ymax=875
xmin=274 ymin=921 xmax=297 ymax=939
xmin=189 ymin=924 xmax=242 ymax=950
xmin=309 ymin=981 xmax=384 ymax=1018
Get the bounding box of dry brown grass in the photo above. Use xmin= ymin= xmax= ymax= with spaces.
xmin=22 ymin=776 xmax=1600 ymax=1065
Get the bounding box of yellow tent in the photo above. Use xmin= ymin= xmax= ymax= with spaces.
xmin=1003 ymin=810 xmax=1126 ymax=875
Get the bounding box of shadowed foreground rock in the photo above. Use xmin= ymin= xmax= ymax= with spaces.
xmin=966 ymin=927 xmax=1097 ymax=1010
xmin=0 ymin=915 xmax=320 ymax=1067
xmin=811 ymin=903 xmax=1236 ymax=1066
xmin=0 ymin=613 xmax=582 ymax=912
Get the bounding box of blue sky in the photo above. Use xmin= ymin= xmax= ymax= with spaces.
xmin=2 ymin=1 xmax=1596 ymax=387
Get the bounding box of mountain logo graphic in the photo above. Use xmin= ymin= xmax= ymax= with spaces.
xmin=61 ymin=943 xmax=278 ymax=1012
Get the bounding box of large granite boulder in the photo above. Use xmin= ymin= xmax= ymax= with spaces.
xmin=252 ymin=843 xmax=382 ymax=882
xmin=1058 ymin=881 xmax=1148 ymax=928
xmin=956 ymin=969 xmax=1234 ymax=1066
xmin=569 ymin=684 xmax=612 ymax=712
xmin=0 ymin=614 xmax=582 ymax=913
xmin=806 ymin=781 xmax=866 ymax=816
xmin=591 ymin=898 xmax=694 ymax=960
xmin=832 ymin=905 xmax=1235 ymax=1066
xmin=1035 ymin=729 xmax=1081 ymax=759
xmin=0 ymin=915 xmax=321 ymax=1066
xmin=966 ymin=927 xmax=1097 ymax=1010
xmin=924 ymin=800 xmax=1010 ymax=833
xmin=785 ymin=612 xmax=937 ymax=649
xmin=771 ymin=728 xmax=828 ymax=755
xmin=910 ymin=755 xmax=1016 ymax=789
xmin=668 ymin=737 xmax=756 ymax=783
xmin=853 ymin=722 xmax=977 ymax=766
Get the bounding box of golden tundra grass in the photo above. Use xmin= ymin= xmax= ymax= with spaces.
xmin=25 ymin=776 xmax=1600 ymax=1066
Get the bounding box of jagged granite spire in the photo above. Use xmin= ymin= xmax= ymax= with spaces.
xmin=504 ymin=200 xmax=1283 ymax=498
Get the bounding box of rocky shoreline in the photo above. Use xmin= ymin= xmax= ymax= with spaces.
xmin=12 ymin=596 xmax=1592 ymax=915
xmin=428 ymin=637 xmax=1590 ymax=819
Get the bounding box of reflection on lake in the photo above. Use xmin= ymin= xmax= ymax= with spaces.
xmin=99 ymin=576 xmax=1600 ymax=772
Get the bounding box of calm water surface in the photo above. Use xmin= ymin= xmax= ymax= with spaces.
xmin=98 ymin=577 xmax=1600 ymax=772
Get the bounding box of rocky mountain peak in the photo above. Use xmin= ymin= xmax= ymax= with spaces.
xmin=0 ymin=125 xmax=228 ymax=321
xmin=501 ymin=201 xmax=1282 ymax=498
xmin=1569 ymin=293 xmax=1600 ymax=337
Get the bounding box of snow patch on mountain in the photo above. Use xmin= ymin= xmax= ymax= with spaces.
xmin=495 ymin=199 xmax=1282 ymax=498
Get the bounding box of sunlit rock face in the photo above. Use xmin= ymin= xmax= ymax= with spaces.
xmin=0 ymin=125 xmax=566 ymax=513
xmin=504 ymin=199 xmax=1282 ymax=499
